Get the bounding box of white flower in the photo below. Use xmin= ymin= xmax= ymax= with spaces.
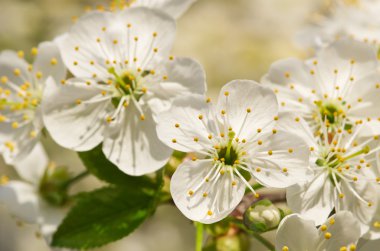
xmin=276 ymin=211 xmax=361 ymax=251
xmin=109 ymin=0 xmax=196 ymax=19
xmin=42 ymin=8 xmax=206 ymax=176
xmin=298 ymin=0 xmax=380 ymax=49
xmin=262 ymin=39 xmax=380 ymax=136
xmin=0 ymin=144 xmax=66 ymax=242
xmin=0 ymin=42 xmax=66 ymax=164
xmin=156 ymin=80 xmax=311 ymax=223
xmin=278 ymin=113 xmax=380 ymax=234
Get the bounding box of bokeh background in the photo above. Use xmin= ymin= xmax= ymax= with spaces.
xmin=0 ymin=0 xmax=326 ymax=250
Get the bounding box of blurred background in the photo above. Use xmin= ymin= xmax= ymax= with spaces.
xmin=0 ymin=0 xmax=325 ymax=250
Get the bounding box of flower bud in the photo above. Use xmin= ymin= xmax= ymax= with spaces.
xmin=203 ymin=233 xmax=250 ymax=251
xmin=243 ymin=199 xmax=283 ymax=232
xmin=39 ymin=164 xmax=71 ymax=206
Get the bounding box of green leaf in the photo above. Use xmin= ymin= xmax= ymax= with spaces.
xmin=52 ymin=184 xmax=160 ymax=249
xmin=78 ymin=144 xmax=154 ymax=187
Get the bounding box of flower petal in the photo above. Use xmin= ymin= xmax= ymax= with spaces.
xmin=156 ymin=95 xmax=216 ymax=152
xmin=316 ymin=39 xmax=377 ymax=95
xmin=0 ymin=50 xmax=32 ymax=86
xmin=336 ymin=180 xmax=378 ymax=235
xmin=103 ymin=103 xmax=172 ymax=176
xmin=316 ymin=211 xmax=361 ymax=251
xmin=12 ymin=143 xmax=48 ymax=185
xmin=216 ymin=80 xmax=278 ymax=140
xmin=59 ymin=8 xmax=175 ymax=78
xmin=286 ymin=172 xmax=335 ymax=226
xmin=0 ymin=181 xmax=39 ymax=223
xmin=250 ymin=130 xmax=312 ymax=188
xmin=147 ymin=57 xmax=206 ymax=114
xmin=133 ymin=0 xmax=196 ymax=18
xmin=275 ymin=214 xmax=318 ymax=251
xmin=33 ymin=41 xmax=66 ymax=84
xmin=171 ymin=159 xmax=245 ymax=224
xmin=42 ymin=77 xmax=112 ymax=151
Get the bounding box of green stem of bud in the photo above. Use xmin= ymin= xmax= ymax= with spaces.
xmin=195 ymin=222 xmax=204 ymax=251
xmin=63 ymin=170 xmax=89 ymax=188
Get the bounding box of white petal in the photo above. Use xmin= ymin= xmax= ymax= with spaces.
xmin=59 ymin=8 xmax=175 ymax=78
xmin=316 ymin=39 xmax=377 ymax=95
xmin=317 ymin=211 xmax=361 ymax=251
xmin=12 ymin=143 xmax=48 ymax=185
xmin=156 ymin=95 xmax=216 ymax=152
xmin=133 ymin=0 xmax=196 ymax=18
xmin=216 ymin=80 xmax=278 ymax=140
xmin=286 ymin=172 xmax=335 ymax=226
xmin=336 ymin=181 xmax=378 ymax=235
xmin=103 ymin=103 xmax=172 ymax=176
xmin=364 ymin=192 xmax=380 ymax=240
xmin=171 ymin=159 xmax=245 ymax=224
xmin=42 ymin=77 xmax=111 ymax=151
xmin=33 ymin=41 xmax=66 ymax=83
xmin=250 ymin=130 xmax=312 ymax=188
xmin=0 ymin=181 xmax=39 ymax=223
xmin=0 ymin=50 xmax=32 ymax=86
xmin=37 ymin=199 xmax=66 ymax=241
xmin=147 ymin=57 xmax=206 ymax=114
xmin=275 ymin=214 xmax=318 ymax=251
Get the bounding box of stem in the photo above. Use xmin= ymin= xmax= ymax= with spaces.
xmin=64 ymin=170 xmax=89 ymax=188
xmin=251 ymin=232 xmax=275 ymax=251
xmin=195 ymin=222 xmax=204 ymax=251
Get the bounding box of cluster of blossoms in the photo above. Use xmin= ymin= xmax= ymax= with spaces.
xmin=1 ymin=0 xmax=380 ymax=250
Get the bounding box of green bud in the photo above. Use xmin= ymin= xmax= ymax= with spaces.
xmin=203 ymin=233 xmax=250 ymax=251
xmin=39 ymin=165 xmax=71 ymax=206
xmin=243 ymin=199 xmax=282 ymax=233
xmin=205 ymin=219 xmax=230 ymax=237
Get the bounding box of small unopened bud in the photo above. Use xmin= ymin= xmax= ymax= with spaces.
xmin=243 ymin=199 xmax=283 ymax=232
xmin=39 ymin=165 xmax=71 ymax=206
xmin=203 ymin=233 xmax=250 ymax=251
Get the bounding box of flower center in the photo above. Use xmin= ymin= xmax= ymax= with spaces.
xmin=315 ymin=100 xmax=347 ymax=127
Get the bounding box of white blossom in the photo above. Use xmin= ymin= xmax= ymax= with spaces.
xmin=42 ymin=8 xmax=206 ymax=176
xmin=0 ymin=42 xmax=65 ymax=164
xmin=276 ymin=211 xmax=361 ymax=251
xmin=262 ymin=39 xmax=380 ymax=136
xmin=156 ymin=80 xmax=311 ymax=223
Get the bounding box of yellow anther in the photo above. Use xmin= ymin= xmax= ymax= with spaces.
xmin=202 ymin=192 xmax=208 ymax=197
xmin=13 ymin=68 xmax=21 ymax=76
xmin=224 ymin=91 xmax=229 ymax=96
xmin=1 ymin=76 xmax=8 ymax=84
xmin=76 ymin=99 xmax=82 ymax=105
xmin=324 ymin=232 xmax=332 ymax=239
xmin=274 ymin=116 xmax=279 ymax=121
xmin=339 ymin=193 xmax=344 ymax=199
xmin=208 ymin=134 xmax=212 ymax=140
xmin=188 ymin=190 xmax=194 ymax=196
xmin=206 ymin=97 xmax=211 ymax=103
xmin=31 ymin=47 xmax=38 ymax=56
xmin=153 ymin=32 xmax=157 ymax=37
xmin=257 ymin=128 xmax=262 ymax=133
xmin=221 ymin=110 xmax=226 ymax=115
xmin=140 ymin=114 xmax=145 ymax=121
xmin=320 ymin=224 xmax=327 ymax=231
xmin=50 ymin=58 xmax=58 ymax=65
xmin=272 ymin=129 xmax=277 ymax=134
xmin=242 ymin=139 xmax=246 ymax=143
xmin=96 ymin=38 xmax=101 ymax=43
xmin=232 ymin=181 xmax=237 ymax=186
xmin=257 ymin=140 xmax=262 ymax=145
xmin=246 ymin=108 xmax=251 ymax=113
xmin=349 ymin=244 xmax=356 ymax=251
xmin=268 ymin=150 xmax=273 ymax=156
xmin=113 ymin=40 xmax=118 ymax=44
xmin=174 ymin=123 xmax=180 ymax=128
xmin=256 ymin=167 xmax=261 ymax=172
xmin=73 ymin=61 xmax=78 ymax=66
xmin=198 ymin=114 xmax=203 ymax=120
xmin=282 ymin=168 xmax=288 ymax=173
xmin=17 ymin=50 xmax=24 ymax=58
xmin=192 ymin=156 xmax=197 ymax=161
xmin=254 ymin=193 xmax=260 ymax=198
xmin=134 ymin=37 xmax=138 ymax=42
xmin=5 ymin=141 xmax=15 ymax=152
xmin=172 ymin=139 xmax=177 ymax=143
xmin=329 ymin=218 xmax=335 ymax=225
xmin=29 ymin=130 xmax=37 ymax=138
xmin=340 ymin=247 xmax=347 ymax=251
xmin=368 ymin=202 xmax=373 ymax=207
xmin=282 ymin=247 xmax=289 ymax=251
xmin=169 ymin=56 xmax=174 ymax=60
xmin=288 ymin=148 xmax=293 ymax=153
xmin=127 ymin=23 xmax=132 ymax=28
xmin=0 ymin=175 xmax=9 ymax=185
xmin=11 ymin=122 xmax=19 ymax=129
xmin=207 ymin=210 xmax=213 ymax=216
xmin=193 ymin=137 xmax=199 ymax=142
xmin=284 ymin=72 xmax=290 ymax=78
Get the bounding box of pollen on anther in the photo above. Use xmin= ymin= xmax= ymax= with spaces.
xmin=207 ymin=210 xmax=213 ymax=216
xmin=172 ymin=139 xmax=177 ymax=143
xmin=282 ymin=246 xmax=289 ymax=251
xmin=320 ymin=224 xmax=327 ymax=231
xmin=50 ymin=58 xmax=58 ymax=65
xmin=188 ymin=190 xmax=194 ymax=196
xmin=140 ymin=115 xmax=145 ymax=121
xmin=198 ymin=114 xmax=203 ymax=120
xmin=324 ymin=232 xmax=332 ymax=239
xmin=202 ymin=192 xmax=208 ymax=197
xmin=268 ymin=150 xmax=273 ymax=156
